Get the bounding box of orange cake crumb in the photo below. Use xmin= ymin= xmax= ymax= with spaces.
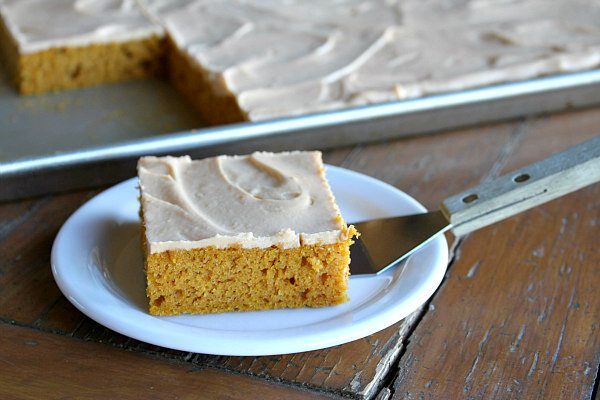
xmin=143 ymin=227 xmax=356 ymax=316
xmin=9 ymin=36 xmax=166 ymax=95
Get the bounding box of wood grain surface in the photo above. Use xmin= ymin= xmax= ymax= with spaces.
xmin=391 ymin=111 xmax=600 ymax=399
xmin=0 ymin=108 xmax=599 ymax=399
xmin=0 ymin=323 xmax=332 ymax=400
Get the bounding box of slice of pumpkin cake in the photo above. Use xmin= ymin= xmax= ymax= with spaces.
xmin=137 ymin=151 xmax=357 ymax=315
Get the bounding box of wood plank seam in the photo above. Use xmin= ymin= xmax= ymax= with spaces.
xmin=349 ymin=309 xmax=424 ymax=399
xmin=71 ymin=318 xmax=356 ymax=396
xmin=480 ymin=119 xmax=528 ymax=184
xmin=390 ymin=186 xmax=599 ymax=398
xmin=0 ymin=197 xmax=49 ymax=242
xmin=3 ymin=317 xmax=339 ymax=399
xmin=0 ymin=315 xmax=67 ymax=337
xmin=385 ymin=120 xmax=600 ymax=398
xmin=0 ymin=316 xmax=206 ymax=371
xmin=193 ymin=365 xmax=346 ymax=400
xmin=373 ymin=119 xmax=532 ymax=398
xmin=0 ymin=323 xmax=338 ymax=400
xmin=12 ymin=314 xmax=354 ymax=398
xmin=31 ymin=295 xmax=64 ymax=328
xmin=202 ymin=362 xmax=349 ymax=399
xmin=374 ymin=236 xmax=463 ymax=400
xmin=592 ymin=362 xmax=600 ymax=400
xmin=178 ymin=353 xmax=346 ymax=399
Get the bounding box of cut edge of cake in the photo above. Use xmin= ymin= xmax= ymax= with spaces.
xmin=141 ymin=223 xmax=357 ymax=315
xmin=167 ymin=37 xmax=248 ymax=125
xmin=0 ymin=11 xmax=19 ymax=90
xmin=0 ymin=1 xmax=167 ymax=94
xmin=16 ymin=36 xmax=167 ymax=95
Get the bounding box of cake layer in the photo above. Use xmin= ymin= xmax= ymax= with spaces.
xmin=0 ymin=10 xmax=18 ymax=89
xmin=145 ymin=236 xmax=353 ymax=315
xmin=138 ymin=152 xmax=350 ymax=253
xmin=167 ymin=37 xmax=247 ymax=124
xmin=141 ymin=0 xmax=600 ymax=121
xmin=14 ymin=36 xmax=165 ymax=94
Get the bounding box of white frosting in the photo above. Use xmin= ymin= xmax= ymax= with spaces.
xmin=0 ymin=0 xmax=163 ymax=53
xmin=138 ymin=152 xmax=351 ymax=254
xmin=141 ymin=0 xmax=600 ymax=120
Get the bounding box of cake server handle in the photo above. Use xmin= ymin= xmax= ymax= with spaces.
xmin=441 ymin=135 xmax=600 ymax=236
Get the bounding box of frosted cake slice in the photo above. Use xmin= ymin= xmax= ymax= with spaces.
xmin=0 ymin=0 xmax=165 ymax=94
xmin=137 ymin=151 xmax=357 ymax=315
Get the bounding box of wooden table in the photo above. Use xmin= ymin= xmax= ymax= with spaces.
xmin=1 ymin=108 xmax=598 ymax=399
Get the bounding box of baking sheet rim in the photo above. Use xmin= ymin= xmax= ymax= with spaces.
xmin=2 ymin=69 xmax=600 ymax=176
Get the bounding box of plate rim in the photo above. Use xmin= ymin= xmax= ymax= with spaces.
xmin=51 ymin=165 xmax=448 ymax=355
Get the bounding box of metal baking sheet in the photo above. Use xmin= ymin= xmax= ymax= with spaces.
xmin=1 ymin=68 xmax=600 ymax=201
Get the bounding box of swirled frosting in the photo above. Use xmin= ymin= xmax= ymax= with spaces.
xmin=138 ymin=151 xmax=350 ymax=254
xmin=0 ymin=0 xmax=163 ymax=53
xmin=141 ymin=0 xmax=600 ymax=120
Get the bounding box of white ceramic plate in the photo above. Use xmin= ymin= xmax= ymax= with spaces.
xmin=51 ymin=165 xmax=448 ymax=356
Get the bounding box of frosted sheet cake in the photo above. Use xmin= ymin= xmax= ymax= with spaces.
xmin=1 ymin=0 xmax=598 ymax=120
xmin=137 ymin=151 xmax=357 ymax=315
xmin=142 ymin=0 xmax=600 ymax=122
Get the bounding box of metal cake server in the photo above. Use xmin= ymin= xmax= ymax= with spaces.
xmin=350 ymin=135 xmax=600 ymax=275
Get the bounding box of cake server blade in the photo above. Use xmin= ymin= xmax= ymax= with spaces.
xmin=349 ymin=211 xmax=450 ymax=275
xmin=348 ymin=135 xmax=600 ymax=275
